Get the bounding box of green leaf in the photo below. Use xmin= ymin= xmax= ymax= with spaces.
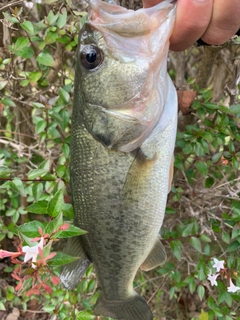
xmin=165 ymin=207 xmax=176 ymax=215
xmin=28 ymin=168 xmax=48 ymax=179
xmin=32 ymin=183 xmax=43 ymax=201
xmin=227 ymin=240 xmax=240 ymax=252
xmin=197 ymin=108 xmax=205 ymax=121
xmin=17 ymin=221 xmax=44 ymax=238
xmin=204 ymin=243 xmax=210 ymax=255
xmin=54 ymin=225 xmax=87 ymax=238
xmin=202 ymin=132 xmax=213 ymax=142
xmin=20 ymin=79 xmax=29 ymax=87
xmin=21 ymin=233 xmax=38 ymax=247
xmin=223 ymin=151 xmax=232 ymax=160
xmin=62 ymin=143 xmax=70 ymax=157
xmin=204 ymin=102 xmax=218 ymax=110
xmin=229 ymin=104 xmax=240 ymax=114
xmin=39 ymin=159 xmax=51 ymax=170
xmin=37 ymin=52 xmax=55 ymax=67
xmin=181 ymin=223 xmax=194 ymax=237
xmin=42 ymin=305 xmax=55 ymax=313
xmin=195 ymin=143 xmax=204 ymax=157
xmin=197 ymin=285 xmax=205 ymax=301
xmin=14 ymin=37 xmax=29 ymax=51
xmin=0 ymin=80 xmax=8 ymax=90
xmin=20 ymin=21 xmax=34 ymax=35
xmin=27 ymin=200 xmax=48 ymax=214
xmin=32 ymin=102 xmax=45 ymax=108
xmin=199 ymin=309 xmax=208 ymax=320
xmin=57 ymin=35 xmax=70 ymax=44
xmin=169 ymin=286 xmax=176 ymax=300
xmin=207 ymin=296 xmax=217 ymax=309
xmin=43 ymin=0 xmax=59 ymax=3
xmin=56 ymin=164 xmax=66 ymax=178
xmin=56 ymin=9 xmax=67 ymax=29
xmin=218 ymin=291 xmax=232 ymax=307
xmin=42 ymin=240 xmax=53 ymax=259
xmin=0 ymin=301 xmax=6 ymax=311
xmin=1 ymin=97 xmax=16 ymax=107
xmin=44 ymin=30 xmax=59 ymax=44
xmin=0 ymin=166 xmax=15 ymax=178
xmin=47 ymin=252 xmax=79 ymax=266
xmin=205 ymin=177 xmax=214 ymax=188
xmin=170 ymin=240 xmax=182 ymax=261
xmin=36 ymin=120 xmax=47 ymax=134
xmin=46 ymin=10 xmax=59 ymax=25
xmin=47 ymin=189 xmax=64 ymax=217
xmin=34 ymin=20 xmax=48 ymax=30
xmin=197 ymin=267 xmax=206 ymax=281
xmin=189 ymin=280 xmax=196 ymax=294
xmin=28 ymin=71 xmax=42 ymax=83
xmin=76 ymin=311 xmax=95 ymax=320
xmin=200 ymin=234 xmax=211 ymax=243
xmin=16 ymin=47 xmax=34 ymax=60
xmin=232 ymin=157 xmax=239 ymax=170
xmin=62 ymin=203 xmax=74 ymax=219
xmin=174 ymin=156 xmax=184 ymax=171
xmin=44 ymin=213 xmax=63 ymax=235
xmin=222 ymin=232 xmax=230 ymax=244
xmin=231 ymin=228 xmax=240 ymax=239
xmin=182 ymin=143 xmax=192 ymax=155
xmin=5 ymin=208 xmax=15 ymax=217
xmin=10 ymin=178 xmax=26 ymax=196
xmin=229 ymin=139 xmax=235 ymax=153
xmin=196 ymin=161 xmax=208 ymax=177
xmin=3 ymin=12 xmax=19 ymax=24
xmin=59 ymin=87 xmax=70 ymax=103
xmin=190 ymin=237 xmax=202 ymax=253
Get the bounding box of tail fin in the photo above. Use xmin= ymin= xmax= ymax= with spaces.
xmin=94 ymin=293 xmax=153 ymax=320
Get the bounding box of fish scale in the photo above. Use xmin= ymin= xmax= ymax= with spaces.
xmin=60 ymin=1 xmax=177 ymax=319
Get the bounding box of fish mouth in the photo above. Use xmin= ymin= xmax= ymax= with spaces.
xmin=83 ymin=102 xmax=148 ymax=152
xmin=88 ymin=0 xmax=175 ymax=38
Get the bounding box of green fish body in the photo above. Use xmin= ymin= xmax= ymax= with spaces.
xmin=61 ymin=1 xmax=177 ymax=319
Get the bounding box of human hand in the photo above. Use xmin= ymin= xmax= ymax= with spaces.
xmin=142 ymin=0 xmax=240 ymax=51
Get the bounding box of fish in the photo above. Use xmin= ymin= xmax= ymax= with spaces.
xmin=60 ymin=0 xmax=177 ymax=319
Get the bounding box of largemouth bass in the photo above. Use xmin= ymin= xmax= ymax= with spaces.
xmin=60 ymin=1 xmax=177 ymax=319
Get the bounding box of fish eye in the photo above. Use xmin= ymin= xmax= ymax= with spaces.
xmin=80 ymin=45 xmax=104 ymax=70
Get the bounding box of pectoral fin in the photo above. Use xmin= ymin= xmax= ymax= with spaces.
xmin=60 ymin=236 xmax=91 ymax=289
xmin=140 ymin=237 xmax=167 ymax=271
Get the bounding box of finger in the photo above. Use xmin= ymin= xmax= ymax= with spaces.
xmin=201 ymin=0 xmax=240 ymax=45
xmin=169 ymin=0 xmax=213 ymax=51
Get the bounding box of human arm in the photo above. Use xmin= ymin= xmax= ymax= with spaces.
xmin=143 ymin=0 xmax=240 ymax=51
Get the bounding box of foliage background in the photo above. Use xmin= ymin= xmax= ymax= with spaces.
xmin=0 ymin=0 xmax=240 ymax=319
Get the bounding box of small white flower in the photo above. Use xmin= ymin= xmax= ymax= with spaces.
xmin=227 ymin=279 xmax=240 ymax=293
xmin=207 ymin=273 xmax=219 ymax=286
xmin=212 ymin=258 xmax=225 ymax=272
xmin=22 ymin=237 xmax=44 ymax=268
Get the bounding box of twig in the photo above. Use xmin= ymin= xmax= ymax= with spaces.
xmin=0 ymin=129 xmax=36 ymax=139
xmin=20 ymin=309 xmax=47 ymax=313
xmin=215 ymin=177 xmax=240 ymax=189
xmin=0 ymin=177 xmax=56 ymax=182
xmin=0 ymin=0 xmax=24 ymax=12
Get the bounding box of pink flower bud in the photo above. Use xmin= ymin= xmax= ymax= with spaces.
xmin=51 ymin=276 xmax=60 ymax=285
xmin=59 ymin=223 xmax=70 ymax=231
xmin=0 ymin=249 xmax=22 ymax=259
